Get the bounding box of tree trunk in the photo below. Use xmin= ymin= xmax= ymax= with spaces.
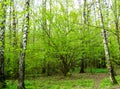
xmin=99 ymin=0 xmax=118 ymax=84
xmin=12 ymin=0 xmax=17 ymax=47
xmin=18 ymin=52 xmax=25 ymax=89
xmin=41 ymin=58 xmax=46 ymax=74
xmin=12 ymin=0 xmax=18 ymax=78
xmin=41 ymin=0 xmax=47 ymax=74
xmin=7 ymin=0 xmax=12 ymax=67
xmin=18 ymin=0 xmax=30 ymax=89
xmin=80 ymin=58 xmax=85 ymax=73
xmin=102 ymin=30 xmax=118 ymax=84
xmin=0 ymin=0 xmax=6 ymax=88
xmin=80 ymin=0 xmax=87 ymax=73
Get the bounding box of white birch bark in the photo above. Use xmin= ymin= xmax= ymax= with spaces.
xmin=99 ymin=0 xmax=118 ymax=84
xmin=0 ymin=0 xmax=6 ymax=88
xmin=18 ymin=0 xmax=30 ymax=89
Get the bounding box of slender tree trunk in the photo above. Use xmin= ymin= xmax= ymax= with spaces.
xmin=18 ymin=0 xmax=30 ymax=89
xmin=80 ymin=58 xmax=85 ymax=73
xmin=102 ymin=29 xmax=118 ymax=84
xmin=80 ymin=0 xmax=87 ymax=73
xmin=7 ymin=0 xmax=12 ymax=75
xmin=42 ymin=0 xmax=47 ymax=32
xmin=46 ymin=0 xmax=52 ymax=76
xmin=99 ymin=0 xmax=118 ymax=84
xmin=9 ymin=0 xmax=12 ymax=46
xmin=41 ymin=0 xmax=47 ymax=74
xmin=0 ymin=0 xmax=6 ymax=88
xmin=12 ymin=0 xmax=18 ymax=78
xmin=12 ymin=0 xmax=17 ymax=47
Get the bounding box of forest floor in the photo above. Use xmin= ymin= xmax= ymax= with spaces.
xmin=6 ymin=72 xmax=120 ymax=89
xmin=83 ymin=73 xmax=120 ymax=89
xmin=78 ymin=73 xmax=109 ymax=89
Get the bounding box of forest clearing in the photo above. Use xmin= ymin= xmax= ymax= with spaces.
xmin=0 ymin=0 xmax=120 ymax=89
xmin=5 ymin=70 xmax=120 ymax=89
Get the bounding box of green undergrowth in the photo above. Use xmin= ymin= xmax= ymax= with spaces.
xmin=85 ymin=68 xmax=108 ymax=73
xmin=74 ymin=68 xmax=108 ymax=73
xmin=99 ymin=75 xmax=120 ymax=89
xmin=5 ymin=77 xmax=94 ymax=89
xmin=5 ymin=75 xmax=120 ymax=89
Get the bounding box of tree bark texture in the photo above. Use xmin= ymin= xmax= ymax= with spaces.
xmin=99 ymin=0 xmax=118 ymax=84
xmin=18 ymin=0 xmax=30 ymax=89
xmin=102 ymin=30 xmax=118 ymax=84
xmin=0 ymin=0 xmax=6 ymax=88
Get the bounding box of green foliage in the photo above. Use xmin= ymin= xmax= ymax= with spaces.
xmin=85 ymin=68 xmax=108 ymax=73
xmin=2 ymin=0 xmax=120 ymax=84
xmin=5 ymin=80 xmax=17 ymax=89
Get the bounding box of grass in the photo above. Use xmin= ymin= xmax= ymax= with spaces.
xmin=74 ymin=67 xmax=108 ymax=73
xmin=37 ymin=79 xmax=94 ymax=89
xmin=5 ymin=75 xmax=94 ymax=89
xmin=4 ymin=68 xmax=120 ymax=89
xmin=99 ymin=76 xmax=120 ymax=89
xmin=5 ymin=79 xmax=94 ymax=89
xmin=5 ymin=74 xmax=120 ymax=89
xmin=85 ymin=68 xmax=108 ymax=73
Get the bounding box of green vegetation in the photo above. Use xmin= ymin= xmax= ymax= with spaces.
xmin=85 ymin=68 xmax=108 ymax=73
xmin=100 ymin=76 xmax=120 ymax=89
xmin=5 ymin=75 xmax=120 ymax=89
xmin=0 ymin=0 xmax=120 ymax=88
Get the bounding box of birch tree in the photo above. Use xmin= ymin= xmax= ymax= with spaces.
xmin=99 ymin=0 xmax=118 ymax=84
xmin=7 ymin=0 xmax=12 ymax=70
xmin=18 ymin=0 xmax=30 ymax=89
xmin=12 ymin=0 xmax=17 ymax=48
xmin=0 ymin=0 xmax=6 ymax=88
xmin=12 ymin=0 xmax=18 ymax=77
